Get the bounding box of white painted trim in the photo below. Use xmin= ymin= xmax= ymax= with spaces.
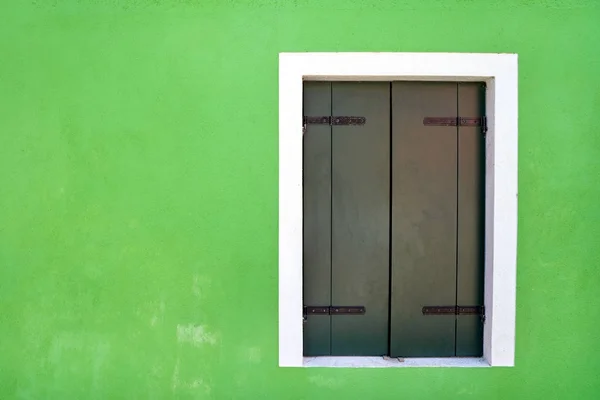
xmin=278 ymin=52 xmax=518 ymax=368
xmin=304 ymin=357 xmax=489 ymax=368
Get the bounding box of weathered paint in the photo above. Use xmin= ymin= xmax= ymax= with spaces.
xmin=0 ymin=0 xmax=599 ymax=399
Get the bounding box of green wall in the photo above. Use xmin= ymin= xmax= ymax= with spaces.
xmin=1 ymin=0 xmax=599 ymax=399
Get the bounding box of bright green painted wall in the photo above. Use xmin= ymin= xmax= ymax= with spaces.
xmin=1 ymin=0 xmax=599 ymax=399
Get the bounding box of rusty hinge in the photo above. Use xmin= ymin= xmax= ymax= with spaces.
xmin=422 ymin=305 xmax=485 ymax=323
xmin=422 ymin=305 xmax=484 ymax=315
xmin=303 ymin=116 xmax=366 ymax=126
xmin=423 ymin=117 xmax=487 ymax=133
xmin=303 ymin=305 xmax=366 ymax=322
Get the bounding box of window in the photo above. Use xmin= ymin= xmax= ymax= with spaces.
xmin=279 ymin=53 xmax=518 ymax=367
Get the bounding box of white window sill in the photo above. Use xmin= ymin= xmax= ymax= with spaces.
xmin=303 ymin=357 xmax=489 ymax=368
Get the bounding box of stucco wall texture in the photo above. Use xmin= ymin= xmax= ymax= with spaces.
xmin=1 ymin=1 xmax=599 ymax=399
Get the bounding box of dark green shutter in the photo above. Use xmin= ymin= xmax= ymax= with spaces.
xmin=330 ymin=82 xmax=390 ymax=356
xmin=303 ymin=81 xmax=484 ymax=357
xmin=390 ymin=82 xmax=458 ymax=357
xmin=302 ymin=81 xmax=332 ymax=356
xmin=456 ymin=83 xmax=485 ymax=357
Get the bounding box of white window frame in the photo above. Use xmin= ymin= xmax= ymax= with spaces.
xmin=278 ymin=52 xmax=518 ymax=368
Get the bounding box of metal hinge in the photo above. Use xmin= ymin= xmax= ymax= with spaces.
xmin=422 ymin=305 xmax=486 ymax=323
xmin=303 ymin=305 xmax=366 ymax=323
xmin=303 ymin=116 xmax=366 ymax=126
xmin=423 ymin=117 xmax=487 ymax=133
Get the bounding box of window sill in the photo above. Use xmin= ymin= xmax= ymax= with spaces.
xmin=303 ymin=356 xmax=489 ymax=368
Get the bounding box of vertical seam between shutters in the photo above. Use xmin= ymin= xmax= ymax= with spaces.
xmin=387 ymin=82 xmax=393 ymax=356
xmin=454 ymin=83 xmax=460 ymax=357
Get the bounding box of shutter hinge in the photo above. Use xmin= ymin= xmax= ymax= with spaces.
xmin=422 ymin=305 xmax=486 ymax=324
xmin=423 ymin=117 xmax=487 ymax=134
xmin=303 ymin=305 xmax=366 ymax=323
xmin=303 ymin=116 xmax=366 ymax=126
